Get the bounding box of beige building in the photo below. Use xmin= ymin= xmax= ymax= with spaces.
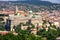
xmin=21 ymin=25 xmax=28 ymax=30
xmin=30 ymin=28 xmax=37 ymax=35
xmin=8 ymin=12 xmax=42 ymax=31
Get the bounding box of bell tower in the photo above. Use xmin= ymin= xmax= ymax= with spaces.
xmin=15 ymin=5 xmax=18 ymax=15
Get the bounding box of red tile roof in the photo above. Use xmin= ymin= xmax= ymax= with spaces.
xmin=0 ymin=31 xmax=9 ymax=35
xmin=0 ymin=11 xmax=14 ymax=15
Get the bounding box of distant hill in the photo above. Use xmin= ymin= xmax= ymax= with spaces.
xmin=19 ymin=1 xmax=53 ymax=6
xmin=0 ymin=1 xmax=60 ymax=6
xmin=9 ymin=1 xmax=60 ymax=6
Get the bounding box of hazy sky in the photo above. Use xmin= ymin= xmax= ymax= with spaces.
xmin=0 ymin=0 xmax=60 ymax=4
xmin=41 ymin=0 xmax=60 ymax=3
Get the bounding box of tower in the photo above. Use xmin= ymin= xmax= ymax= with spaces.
xmin=15 ymin=5 xmax=18 ymax=14
xmin=2 ymin=8 xmax=5 ymax=11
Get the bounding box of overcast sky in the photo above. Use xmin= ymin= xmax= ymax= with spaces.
xmin=0 ymin=0 xmax=60 ymax=4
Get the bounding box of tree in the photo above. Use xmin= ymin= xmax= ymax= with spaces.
xmin=57 ymin=28 xmax=60 ymax=36
xmin=51 ymin=24 xmax=56 ymax=29
xmin=43 ymin=20 xmax=47 ymax=25
xmin=31 ymin=23 xmax=35 ymax=28
xmin=37 ymin=28 xmax=47 ymax=37
xmin=46 ymin=28 xmax=58 ymax=40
